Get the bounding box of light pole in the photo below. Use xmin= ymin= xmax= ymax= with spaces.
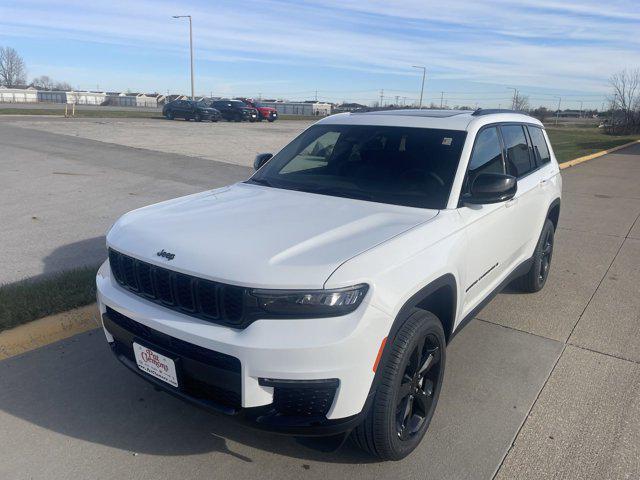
xmin=507 ymin=87 xmax=518 ymax=110
xmin=172 ymin=15 xmax=194 ymax=100
xmin=555 ymin=96 xmax=562 ymax=125
xmin=412 ymin=65 xmax=426 ymax=109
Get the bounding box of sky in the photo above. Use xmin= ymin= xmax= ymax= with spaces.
xmin=1 ymin=0 xmax=639 ymax=109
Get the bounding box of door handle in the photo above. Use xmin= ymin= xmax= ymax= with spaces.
xmin=505 ymin=198 xmax=518 ymax=208
xmin=539 ymin=179 xmax=549 ymax=187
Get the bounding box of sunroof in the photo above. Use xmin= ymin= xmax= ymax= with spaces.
xmin=354 ymin=109 xmax=473 ymax=118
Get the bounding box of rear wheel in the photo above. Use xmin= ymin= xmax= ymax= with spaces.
xmin=195 ymin=114 xmax=202 ymax=122
xmin=352 ymin=309 xmax=445 ymax=460
xmin=165 ymin=112 xmax=174 ymax=120
xmin=514 ymin=218 xmax=555 ymax=292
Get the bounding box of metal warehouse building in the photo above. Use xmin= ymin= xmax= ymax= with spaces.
xmin=259 ymin=101 xmax=332 ymax=116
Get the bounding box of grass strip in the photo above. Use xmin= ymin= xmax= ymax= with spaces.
xmin=545 ymin=127 xmax=640 ymax=163
xmin=0 ymin=266 xmax=98 ymax=333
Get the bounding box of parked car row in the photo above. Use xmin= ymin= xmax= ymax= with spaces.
xmin=162 ymin=98 xmax=278 ymax=123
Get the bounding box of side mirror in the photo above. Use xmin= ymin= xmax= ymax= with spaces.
xmin=464 ymin=173 xmax=517 ymax=204
xmin=254 ymin=153 xmax=273 ymax=170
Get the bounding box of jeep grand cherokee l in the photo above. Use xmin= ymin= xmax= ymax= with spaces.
xmin=97 ymin=109 xmax=561 ymax=460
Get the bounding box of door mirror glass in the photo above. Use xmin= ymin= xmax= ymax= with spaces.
xmin=254 ymin=153 xmax=273 ymax=170
xmin=464 ymin=173 xmax=517 ymax=204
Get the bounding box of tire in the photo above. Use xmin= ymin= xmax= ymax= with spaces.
xmin=513 ymin=218 xmax=555 ymax=293
xmin=352 ymin=309 xmax=446 ymax=460
xmin=268 ymin=118 xmax=275 ymax=123
xmin=195 ymin=114 xmax=202 ymax=122
xmin=166 ymin=112 xmax=174 ymax=120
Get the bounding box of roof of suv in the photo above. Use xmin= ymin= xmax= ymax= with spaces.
xmin=317 ymin=108 xmax=542 ymax=131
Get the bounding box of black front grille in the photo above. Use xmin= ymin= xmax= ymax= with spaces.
xmin=104 ymin=307 xmax=241 ymax=409
xmin=108 ymin=249 xmax=247 ymax=327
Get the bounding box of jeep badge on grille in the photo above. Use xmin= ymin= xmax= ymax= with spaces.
xmin=157 ymin=249 xmax=175 ymax=260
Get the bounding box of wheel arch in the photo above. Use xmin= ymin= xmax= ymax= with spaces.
xmin=391 ymin=273 xmax=458 ymax=344
xmin=547 ymin=198 xmax=561 ymax=230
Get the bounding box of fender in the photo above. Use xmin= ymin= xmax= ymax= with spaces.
xmin=358 ymin=274 xmax=458 ymax=418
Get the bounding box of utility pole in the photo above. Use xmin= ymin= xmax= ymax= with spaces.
xmin=555 ymin=96 xmax=562 ymax=125
xmin=379 ymin=89 xmax=384 ymax=107
xmin=315 ymin=89 xmax=318 ymax=101
xmin=172 ymin=15 xmax=195 ymax=100
xmin=440 ymin=91 xmax=444 ymax=108
xmin=412 ymin=65 xmax=426 ymax=108
xmin=395 ymin=95 xmax=399 ymax=106
xmin=579 ymin=100 xmax=583 ymax=118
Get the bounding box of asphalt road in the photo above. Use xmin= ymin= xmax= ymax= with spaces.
xmin=1 ymin=118 xmax=639 ymax=479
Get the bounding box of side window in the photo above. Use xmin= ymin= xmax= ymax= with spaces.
xmin=501 ymin=125 xmax=533 ymax=177
xmin=466 ymin=127 xmax=504 ymax=190
xmin=527 ymin=126 xmax=551 ymax=165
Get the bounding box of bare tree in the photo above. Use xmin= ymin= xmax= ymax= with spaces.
xmin=0 ymin=46 xmax=27 ymax=87
xmin=609 ymin=68 xmax=640 ymax=133
xmin=54 ymin=81 xmax=73 ymax=91
xmin=512 ymin=92 xmax=530 ymax=111
xmin=31 ymin=75 xmax=55 ymax=90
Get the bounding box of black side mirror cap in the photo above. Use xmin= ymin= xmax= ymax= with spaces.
xmin=254 ymin=153 xmax=273 ymax=170
xmin=464 ymin=173 xmax=517 ymax=204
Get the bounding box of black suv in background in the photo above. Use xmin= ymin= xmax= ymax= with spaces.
xmin=163 ymin=100 xmax=221 ymax=122
xmin=211 ymin=100 xmax=259 ymax=122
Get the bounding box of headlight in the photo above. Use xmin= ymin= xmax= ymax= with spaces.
xmin=250 ymin=284 xmax=368 ymax=317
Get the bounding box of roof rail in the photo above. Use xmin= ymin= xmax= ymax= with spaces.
xmin=472 ymin=108 xmax=525 ymax=116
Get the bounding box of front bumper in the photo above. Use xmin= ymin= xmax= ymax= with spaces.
xmin=96 ymin=261 xmax=390 ymax=434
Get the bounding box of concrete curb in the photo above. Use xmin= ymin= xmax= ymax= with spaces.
xmin=0 ymin=304 xmax=99 ymax=360
xmin=558 ymin=139 xmax=640 ymax=170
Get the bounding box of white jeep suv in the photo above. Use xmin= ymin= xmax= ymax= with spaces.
xmin=97 ymin=109 xmax=561 ymax=460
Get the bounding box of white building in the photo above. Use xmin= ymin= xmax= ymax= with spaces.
xmin=65 ymin=91 xmax=107 ymax=105
xmin=0 ymin=86 xmax=38 ymax=103
xmin=259 ymin=101 xmax=332 ymax=116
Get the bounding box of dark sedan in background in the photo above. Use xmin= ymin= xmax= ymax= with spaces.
xmin=211 ymin=100 xmax=259 ymax=122
xmin=163 ymin=100 xmax=221 ymax=122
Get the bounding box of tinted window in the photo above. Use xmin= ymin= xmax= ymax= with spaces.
xmin=250 ymin=125 xmax=467 ymax=209
xmin=527 ymin=126 xmax=551 ymax=165
xmin=501 ymin=125 xmax=533 ymax=177
xmin=467 ymin=127 xmax=504 ymax=188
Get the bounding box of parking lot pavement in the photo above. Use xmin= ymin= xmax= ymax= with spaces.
xmin=0 ymin=122 xmax=250 ymax=284
xmin=1 ymin=118 xmax=639 ymax=478
xmin=0 ymin=116 xmax=313 ymax=168
xmin=0 ymin=320 xmax=562 ymax=480
xmin=495 ymin=346 xmax=640 ymax=480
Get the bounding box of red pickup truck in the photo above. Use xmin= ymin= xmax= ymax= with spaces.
xmin=238 ymin=99 xmax=278 ymax=122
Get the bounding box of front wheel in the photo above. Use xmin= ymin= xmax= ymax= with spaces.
xmin=195 ymin=114 xmax=202 ymax=122
xmin=352 ymin=309 xmax=446 ymax=460
xmin=514 ymin=218 xmax=555 ymax=293
xmin=165 ymin=112 xmax=174 ymax=120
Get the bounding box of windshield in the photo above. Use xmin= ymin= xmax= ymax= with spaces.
xmin=230 ymin=101 xmax=246 ymax=108
xmin=249 ymin=124 xmax=467 ymax=209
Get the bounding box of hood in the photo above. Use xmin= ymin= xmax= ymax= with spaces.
xmin=107 ymin=183 xmax=438 ymax=289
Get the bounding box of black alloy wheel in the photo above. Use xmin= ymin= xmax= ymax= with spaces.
xmin=514 ymin=218 xmax=555 ymax=292
xmin=352 ymin=309 xmax=446 ymax=460
xmin=395 ymin=333 xmax=442 ymax=441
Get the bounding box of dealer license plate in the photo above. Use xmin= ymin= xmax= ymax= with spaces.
xmin=133 ymin=343 xmax=179 ymax=388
